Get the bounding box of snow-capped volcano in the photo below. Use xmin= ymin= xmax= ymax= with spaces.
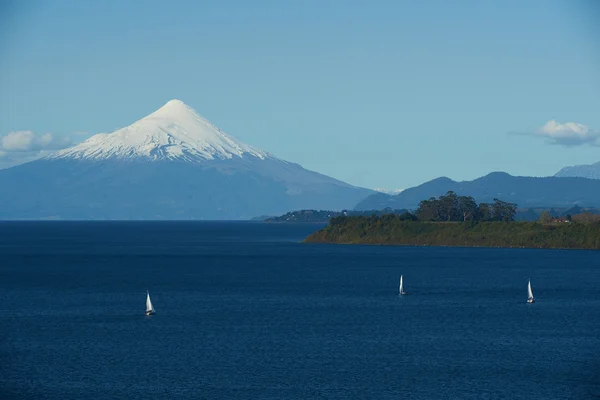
xmin=0 ymin=100 xmax=373 ymax=219
xmin=50 ymin=99 xmax=269 ymax=162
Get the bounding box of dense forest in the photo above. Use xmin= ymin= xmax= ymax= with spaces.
xmin=305 ymin=192 xmax=600 ymax=249
xmin=414 ymin=191 xmax=517 ymax=222
xmin=258 ymin=192 xmax=600 ymax=223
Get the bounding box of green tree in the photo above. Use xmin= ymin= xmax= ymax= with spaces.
xmin=399 ymin=212 xmax=418 ymax=221
xmin=572 ymin=213 xmax=600 ymax=224
xmin=539 ymin=210 xmax=552 ymax=224
xmin=457 ymin=196 xmax=477 ymax=221
xmin=477 ymin=203 xmax=492 ymax=221
xmin=492 ymin=199 xmax=517 ymax=222
xmin=438 ymin=191 xmax=459 ymax=221
xmin=416 ymin=198 xmax=440 ymax=221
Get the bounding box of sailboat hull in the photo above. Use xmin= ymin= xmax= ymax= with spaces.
xmin=527 ymin=298 xmax=535 ymax=303
xmin=145 ymin=310 xmax=155 ymax=315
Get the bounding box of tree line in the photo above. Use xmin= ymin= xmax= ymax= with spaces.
xmin=306 ymin=215 xmax=600 ymax=249
xmin=414 ymin=191 xmax=517 ymax=222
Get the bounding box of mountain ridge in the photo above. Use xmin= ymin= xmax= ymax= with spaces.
xmin=355 ymin=172 xmax=600 ymax=210
xmin=555 ymin=160 xmax=600 ymax=179
xmin=0 ymin=100 xmax=373 ymax=219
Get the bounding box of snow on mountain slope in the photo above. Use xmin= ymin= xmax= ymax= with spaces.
xmin=49 ymin=99 xmax=270 ymax=162
xmin=0 ymin=99 xmax=375 ymax=219
xmin=555 ymin=161 xmax=600 ymax=179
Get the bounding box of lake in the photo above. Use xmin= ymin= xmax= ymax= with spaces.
xmin=1 ymin=221 xmax=599 ymax=399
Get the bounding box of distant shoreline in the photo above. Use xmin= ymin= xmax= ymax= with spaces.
xmin=262 ymin=209 xmax=409 ymax=223
xmin=304 ymin=218 xmax=600 ymax=250
xmin=304 ymin=240 xmax=598 ymax=252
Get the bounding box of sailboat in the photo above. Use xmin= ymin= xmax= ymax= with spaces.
xmin=145 ymin=291 xmax=155 ymax=315
xmin=527 ymin=280 xmax=535 ymax=303
xmin=399 ymin=275 xmax=406 ymax=295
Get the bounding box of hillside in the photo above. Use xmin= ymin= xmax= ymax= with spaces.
xmin=555 ymin=161 xmax=600 ymax=179
xmin=355 ymin=172 xmax=600 ymax=211
xmin=0 ymin=100 xmax=373 ymax=219
xmin=308 ymin=191 xmax=600 ymax=249
xmin=305 ymin=217 xmax=600 ymax=249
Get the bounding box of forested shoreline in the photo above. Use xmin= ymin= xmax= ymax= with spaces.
xmin=304 ymin=192 xmax=600 ymax=249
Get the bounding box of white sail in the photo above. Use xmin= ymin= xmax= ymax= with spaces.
xmin=146 ymin=291 xmax=154 ymax=313
xmin=399 ymin=275 xmax=404 ymax=295
xmin=527 ymin=280 xmax=534 ymax=300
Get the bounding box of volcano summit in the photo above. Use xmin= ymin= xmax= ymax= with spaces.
xmin=0 ymin=100 xmax=372 ymax=219
xmin=49 ymin=100 xmax=270 ymax=163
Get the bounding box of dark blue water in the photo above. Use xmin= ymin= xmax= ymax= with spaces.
xmin=1 ymin=222 xmax=599 ymax=399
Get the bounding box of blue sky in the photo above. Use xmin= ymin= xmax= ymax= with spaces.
xmin=0 ymin=0 xmax=598 ymax=190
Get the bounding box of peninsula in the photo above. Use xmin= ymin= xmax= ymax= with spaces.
xmin=263 ymin=208 xmax=409 ymax=223
xmin=305 ymin=191 xmax=600 ymax=249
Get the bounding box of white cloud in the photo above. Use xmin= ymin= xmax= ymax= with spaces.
xmin=0 ymin=130 xmax=80 ymax=169
xmin=0 ymin=130 xmax=72 ymax=152
xmin=528 ymin=120 xmax=600 ymax=146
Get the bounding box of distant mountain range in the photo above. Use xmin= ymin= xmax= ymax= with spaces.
xmin=0 ymin=100 xmax=372 ymax=219
xmin=555 ymin=161 xmax=600 ymax=179
xmin=4 ymin=99 xmax=599 ymax=220
xmin=355 ymin=172 xmax=600 ymax=211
